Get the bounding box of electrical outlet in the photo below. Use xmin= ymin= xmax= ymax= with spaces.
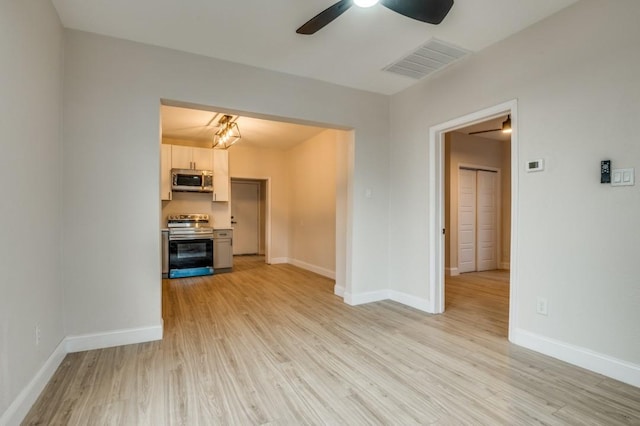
xmin=536 ymin=297 xmax=548 ymax=316
xmin=35 ymin=324 xmax=41 ymax=346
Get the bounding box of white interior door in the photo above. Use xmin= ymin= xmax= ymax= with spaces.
xmin=476 ymin=170 xmax=498 ymax=271
xmin=231 ymin=181 xmax=259 ymax=255
xmin=458 ymin=169 xmax=477 ymax=273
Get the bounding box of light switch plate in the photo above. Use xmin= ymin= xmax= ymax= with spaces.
xmin=611 ymin=168 xmax=635 ymax=186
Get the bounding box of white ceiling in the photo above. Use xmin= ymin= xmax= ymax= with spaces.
xmin=51 ymin=0 xmax=579 ymax=95
xmin=55 ymin=1 xmax=574 ymax=148
xmin=161 ymin=105 xmax=328 ymax=150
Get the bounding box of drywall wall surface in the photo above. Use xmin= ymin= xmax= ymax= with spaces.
xmin=389 ymin=0 xmax=640 ymax=364
xmin=62 ymin=30 xmax=390 ymax=336
xmin=288 ymin=130 xmax=338 ymax=273
xmin=0 ymin=0 xmax=64 ymax=421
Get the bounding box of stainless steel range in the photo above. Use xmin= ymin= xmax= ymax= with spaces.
xmin=167 ymin=214 xmax=214 ymax=278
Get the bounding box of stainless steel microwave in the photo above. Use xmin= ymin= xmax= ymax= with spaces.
xmin=171 ymin=169 xmax=213 ymax=192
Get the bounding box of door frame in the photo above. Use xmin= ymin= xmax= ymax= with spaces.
xmin=230 ymin=176 xmax=272 ymax=263
xmin=428 ymin=99 xmax=518 ymax=341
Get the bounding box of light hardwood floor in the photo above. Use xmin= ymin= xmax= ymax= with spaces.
xmin=24 ymin=257 xmax=640 ymax=425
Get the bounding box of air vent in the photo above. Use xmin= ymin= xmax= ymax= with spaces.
xmin=383 ymin=38 xmax=470 ymax=80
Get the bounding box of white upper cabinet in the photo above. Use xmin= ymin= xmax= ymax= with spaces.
xmin=161 ymin=144 xmax=172 ymax=201
xmin=212 ymin=149 xmax=229 ymax=202
xmin=171 ymin=145 xmax=213 ymax=170
xmin=192 ymin=147 xmax=213 ymax=171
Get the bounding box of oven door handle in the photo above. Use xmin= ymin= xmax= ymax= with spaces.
xmin=169 ymin=235 xmax=214 ymax=241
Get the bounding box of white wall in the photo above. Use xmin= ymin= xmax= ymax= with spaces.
xmin=0 ymin=0 xmax=65 ymax=422
xmin=288 ymin=130 xmax=338 ymax=276
xmin=390 ymin=0 xmax=640 ymax=374
xmin=229 ymin=129 xmax=341 ymax=275
xmin=61 ymin=30 xmax=390 ymax=338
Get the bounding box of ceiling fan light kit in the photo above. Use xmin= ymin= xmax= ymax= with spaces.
xmin=296 ymin=0 xmax=454 ymax=35
xmin=501 ymin=115 xmax=512 ymax=134
xmin=469 ymin=114 xmax=512 ymax=136
xmin=354 ymin=0 xmax=379 ymax=7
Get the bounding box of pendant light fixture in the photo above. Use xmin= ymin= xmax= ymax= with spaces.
xmin=213 ymin=115 xmax=241 ymax=149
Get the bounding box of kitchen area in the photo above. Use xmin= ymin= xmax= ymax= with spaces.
xmin=160 ymin=143 xmax=234 ymax=279
xmin=159 ymin=103 xmax=340 ymax=282
xmin=160 ymin=107 xmax=237 ymax=279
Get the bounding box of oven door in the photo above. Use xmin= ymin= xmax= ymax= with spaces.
xmin=168 ymin=238 xmax=214 ymax=278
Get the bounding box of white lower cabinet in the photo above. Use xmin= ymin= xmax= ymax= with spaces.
xmin=213 ymin=229 xmax=233 ymax=271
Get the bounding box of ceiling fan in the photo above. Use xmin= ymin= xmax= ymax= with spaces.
xmin=469 ymin=115 xmax=512 ymax=135
xmin=296 ymin=0 xmax=455 ymax=35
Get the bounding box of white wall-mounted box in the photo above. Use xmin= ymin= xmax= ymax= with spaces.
xmin=611 ymin=168 xmax=635 ymax=187
xmin=526 ymin=159 xmax=544 ymax=172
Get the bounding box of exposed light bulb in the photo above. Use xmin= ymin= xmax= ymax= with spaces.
xmin=501 ymin=115 xmax=512 ymax=134
xmin=354 ymin=0 xmax=379 ymax=7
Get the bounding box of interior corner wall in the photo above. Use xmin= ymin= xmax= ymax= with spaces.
xmin=0 ymin=0 xmax=65 ymax=421
xmin=288 ymin=129 xmax=339 ymax=275
xmin=445 ymin=132 xmax=509 ymax=273
xmin=61 ymin=29 xmax=390 ymax=339
xmin=390 ymin=0 xmax=640 ymax=370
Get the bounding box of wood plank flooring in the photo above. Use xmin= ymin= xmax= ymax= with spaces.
xmin=23 ymin=258 xmax=640 ymax=425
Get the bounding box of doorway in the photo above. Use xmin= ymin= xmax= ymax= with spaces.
xmin=428 ymin=100 xmax=518 ymax=341
xmin=231 ymin=178 xmax=267 ymax=257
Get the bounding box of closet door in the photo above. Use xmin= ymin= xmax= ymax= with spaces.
xmin=476 ymin=170 xmax=498 ymax=271
xmin=458 ymin=169 xmax=477 ymax=273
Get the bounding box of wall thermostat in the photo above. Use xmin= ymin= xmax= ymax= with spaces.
xmin=526 ymin=159 xmax=544 ymax=172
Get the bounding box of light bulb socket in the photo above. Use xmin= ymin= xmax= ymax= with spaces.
xmin=354 ymin=0 xmax=379 ymax=7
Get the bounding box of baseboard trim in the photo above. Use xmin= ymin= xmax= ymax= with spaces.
xmin=500 ymin=262 xmax=510 ymax=270
xmin=1 ymin=339 xmax=66 ymax=426
xmin=288 ymin=258 xmax=335 ymax=279
xmin=445 ymin=267 xmax=459 ymax=277
xmin=511 ymin=328 xmax=640 ymax=388
xmin=343 ymin=289 xmax=431 ymax=313
xmin=344 ymin=290 xmax=389 ymax=306
xmin=269 ymin=257 xmax=288 ymax=265
xmin=334 ymin=285 xmax=345 ymax=297
xmin=388 ymin=291 xmax=431 ymax=313
xmin=65 ymin=324 xmax=163 ymax=353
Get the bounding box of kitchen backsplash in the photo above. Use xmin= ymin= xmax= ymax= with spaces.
xmin=161 ymin=191 xmax=231 ymax=228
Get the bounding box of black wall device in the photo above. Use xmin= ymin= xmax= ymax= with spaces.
xmin=601 ymin=160 xmax=611 ymax=184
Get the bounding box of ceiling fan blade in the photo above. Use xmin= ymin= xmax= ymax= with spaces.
xmin=380 ymin=0 xmax=454 ymax=24
xmin=469 ymin=128 xmax=502 ymax=135
xmin=296 ymin=0 xmax=353 ymax=35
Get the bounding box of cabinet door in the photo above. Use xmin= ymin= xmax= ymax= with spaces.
xmin=212 ymin=149 xmax=229 ymax=202
xmin=214 ymin=238 xmax=233 ymax=269
xmin=160 ymin=144 xmax=172 ymax=200
xmin=192 ymin=147 xmax=212 ymax=171
xmin=171 ymin=145 xmax=192 ymax=169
